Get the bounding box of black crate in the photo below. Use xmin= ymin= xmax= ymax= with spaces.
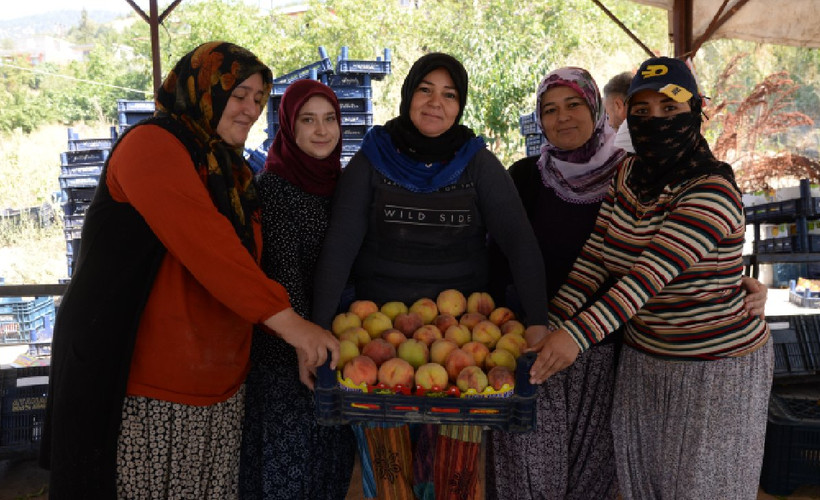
xmin=768 ymin=316 xmax=820 ymax=376
xmin=760 ymin=392 xmax=820 ymax=496
xmin=0 ymin=366 xmax=49 ymax=450
xmin=335 ymin=47 xmax=391 ymax=80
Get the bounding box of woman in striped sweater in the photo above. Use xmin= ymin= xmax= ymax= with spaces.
xmin=526 ymin=57 xmax=773 ymax=499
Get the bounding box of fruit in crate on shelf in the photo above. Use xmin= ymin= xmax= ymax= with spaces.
xmin=444 ymin=324 xmax=471 ymax=347
xmin=496 ymin=332 xmax=527 ymax=358
xmin=487 ymin=366 xmax=515 ymax=391
xmin=378 ymin=357 xmax=414 ymax=388
xmin=466 ymin=291 xmax=495 ymax=316
xmin=332 ymin=312 xmax=361 ymax=336
xmin=430 ymin=338 xmax=459 ymax=365
xmin=362 ymin=338 xmax=397 ymax=366
xmin=462 ymin=341 xmax=490 ymax=368
xmin=486 ymin=348 xmax=516 ymax=372
xmin=343 ymin=355 xmax=378 ymax=386
xmin=409 ymin=297 xmax=439 ymax=324
xmin=471 ymin=320 xmax=502 ymax=349
xmin=412 ymin=324 xmax=443 ymax=346
xmin=433 ymin=313 xmax=459 ymax=335
xmin=488 ymin=306 xmax=515 ymax=326
xmin=339 ymin=339 xmax=360 ymax=369
xmin=339 ymin=326 xmax=370 ymax=347
xmin=393 ymin=312 xmax=424 ymax=336
xmin=349 ymin=299 xmax=380 ymax=320
xmin=380 ymin=300 xmax=408 ymax=321
xmin=381 ymin=328 xmax=407 ymax=349
xmin=500 ymin=320 xmax=525 ymax=336
xmin=444 ymin=348 xmax=476 ymax=383
xmin=456 ymin=365 xmax=489 ymax=393
xmin=436 ymin=288 xmax=467 ymax=317
xmin=362 ymin=311 xmax=393 ymax=338
xmin=415 ymin=362 xmax=449 ymax=390
xmin=397 ymin=338 xmax=429 ymax=369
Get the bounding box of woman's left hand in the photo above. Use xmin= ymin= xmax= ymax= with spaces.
xmin=525 ymin=328 xmax=580 ymax=384
xmin=740 ymin=276 xmax=768 ymax=319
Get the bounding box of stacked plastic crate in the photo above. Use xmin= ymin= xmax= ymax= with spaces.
xmin=519 ymin=111 xmax=545 ymax=157
xmin=116 ymin=99 xmax=155 ymax=136
xmin=249 ymin=46 xmax=391 ymax=172
xmin=60 ymin=127 xmax=116 ymax=277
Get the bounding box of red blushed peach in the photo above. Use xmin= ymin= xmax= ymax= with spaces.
xmin=332 ymin=312 xmax=361 ymax=337
xmin=488 ymin=306 xmax=515 ymax=326
xmin=361 ymin=338 xmax=397 ymax=367
xmin=459 ymin=312 xmax=487 ymax=330
xmin=430 ymin=338 xmax=459 ymax=365
xmin=378 ymin=357 xmax=415 ymax=388
xmin=415 ymin=362 xmax=449 ymax=390
xmin=362 ymin=311 xmax=393 ymax=339
xmin=412 ymin=324 xmax=443 ymax=346
xmin=485 ymin=349 xmax=517 ymax=372
xmin=342 ymin=355 xmax=378 ymax=386
xmin=393 ymin=312 xmax=424 ymax=337
xmin=456 ymin=365 xmax=489 ymax=393
xmin=397 ymin=338 xmax=429 ymax=369
xmin=444 ymin=324 xmax=471 ymax=347
xmin=433 ymin=313 xmax=459 ymax=335
xmin=338 ymin=339 xmax=360 ymax=369
xmin=444 ymin=348 xmax=476 ymax=383
xmin=381 ymin=328 xmax=407 ymax=350
xmin=471 ymin=320 xmax=502 ymax=349
xmin=495 ymin=332 xmax=527 ymax=358
xmin=435 ymin=289 xmax=467 ymax=317
xmin=461 ymin=341 xmax=490 ymax=368
xmin=380 ymin=301 xmax=408 ymax=321
xmin=487 ymin=366 xmax=515 ymax=391
xmin=349 ymin=299 xmax=380 ymax=320
xmin=339 ymin=326 xmax=371 ymax=348
xmin=466 ymin=291 xmax=495 ymax=316
xmin=500 ymin=319 xmax=525 ymax=336
xmin=409 ymin=297 xmax=439 ymax=324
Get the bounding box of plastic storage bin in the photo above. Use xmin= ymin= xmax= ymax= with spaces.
xmin=335 ymin=47 xmax=391 ymax=79
xmin=0 ymin=365 xmax=49 ymax=451
xmin=767 ymin=315 xmax=820 ymax=376
xmin=0 ymin=297 xmax=55 ymax=344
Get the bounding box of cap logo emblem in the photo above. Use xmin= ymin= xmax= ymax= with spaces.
xmin=641 ymin=65 xmax=669 ymax=78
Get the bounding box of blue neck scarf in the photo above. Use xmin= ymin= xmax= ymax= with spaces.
xmin=360 ymin=125 xmax=486 ymax=193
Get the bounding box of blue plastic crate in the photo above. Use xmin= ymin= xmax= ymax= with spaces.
xmin=338 ymin=98 xmax=373 ymax=114
xmin=519 ymin=112 xmax=538 ymax=135
xmin=328 ymin=73 xmax=371 ymax=87
xmin=62 ymin=198 xmax=91 ymax=217
xmin=60 ymin=149 xmax=108 ymax=166
xmin=340 ymin=113 xmax=373 ymax=127
xmin=273 ymin=47 xmax=333 ymax=84
xmin=116 ymin=99 xmax=155 ymax=113
xmin=341 ymin=139 xmax=363 ymax=154
xmin=62 ymin=186 xmax=97 ymax=203
xmin=0 ymin=366 xmax=49 ymax=450
xmin=0 ymin=297 xmax=55 ymax=344
xmin=331 ymin=85 xmax=373 ymax=100
xmin=341 ymin=125 xmax=371 ymax=141
xmin=335 ymin=47 xmax=391 ymax=80
xmin=59 ymin=174 xmax=100 ymax=190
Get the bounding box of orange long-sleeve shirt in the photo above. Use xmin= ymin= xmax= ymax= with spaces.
xmin=106 ymin=124 xmax=291 ymax=406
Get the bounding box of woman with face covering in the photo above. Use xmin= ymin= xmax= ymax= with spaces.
xmin=526 ymin=57 xmax=773 ymax=499
xmin=312 ymin=53 xmax=548 ymax=499
xmin=240 ymin=79 xmax=355 ymax=499
xmin=40 ymin=42 xmax=339 ymax=498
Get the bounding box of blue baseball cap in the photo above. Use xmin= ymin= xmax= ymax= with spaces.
xmin=626 ymin=56 xmax=700 ymax=104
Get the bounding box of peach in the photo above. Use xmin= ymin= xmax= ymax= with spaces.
xmin=444 ymin=348 xmax=476 ymax=383
xmin=412 ymin=324 xmax=443 ymax=346
xmin=415 ymin=362 xmax=449 ymax=391
xmin=459 ymin=312 xmax=487 ymax=330
xmin=456 ymin=365 xmax=489 ymax=393
xmin=487 ymin=366 xmax=515 ymax=391
xmin=361 ymin=338 xmax=397 ymax=367
xmin=488 ymin=306 xmax=515 ymax=326
xmin=444 ymin=324 xmax=471 ymax=347
xmin=331 ymin=312 xmax=361 ymax=337
xmin=397 ymin=338 xmax=429 ymax=369
xmin=338 ymin=339 xmax=360 ymax=369
xmin=342 ymin=355 xmax=378 ymax=386
xmin=409 ymin=297 xmax=439 ymax=324
xmin=471 ymin=320 xmax=502 ymax=349
xmin=362 ymin=311 xmax=393 ymax=339
xmin=500 ymin=319 xmax=525 ymax=336
xmin=339 ymin=326 xmax=371 ymax=347
xmin=485 ymin=348 xmax=517 ymax=372
xmin=380 ymin=301 xmax=408 ymax=321
xmin=461 ymin=341 xmax=490 ymax=368
xmin=349 ymin=299 xmax=380 ymax=320
xmin=435 ymin=289 xmax=467 ymax=317
xmin=495 ymin=332 xmax=528 ymax=358
xmin=393 ymin=312 xmax=424 ymax=337
xmin=430 ymin=338 xmax=459 ymax=365
xmin=378 ymin=357 xmax=415 ymax=388
xmin=381 ymin=328 xmax=407 ymax=350
xmin=433 ymin=313 xmax=459 ymax=335
xmin=466 ymin=291 xmax=495 ymax=316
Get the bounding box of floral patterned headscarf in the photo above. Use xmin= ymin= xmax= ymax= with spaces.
xmin=155 ymin=41 xmax=272 ymax=256
xmin=535 ymin=67 xmax=626 ymax=204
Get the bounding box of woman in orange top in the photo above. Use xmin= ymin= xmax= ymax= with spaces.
xmin=41 ymin=41 xmax=339 ymax=499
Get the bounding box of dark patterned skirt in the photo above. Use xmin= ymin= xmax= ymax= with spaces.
xmin=116 ymin=386 xmax=245 ymax=499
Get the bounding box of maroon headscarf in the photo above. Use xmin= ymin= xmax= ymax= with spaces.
xmin=264 ymin=79 xmax=342 ymax=197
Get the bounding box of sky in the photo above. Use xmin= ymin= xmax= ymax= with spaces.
xmin=0 ymin=0 xmax=284 ymax=21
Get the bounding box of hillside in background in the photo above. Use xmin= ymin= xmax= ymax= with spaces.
xmin=0 ymin=10 xmax=127 ymax=38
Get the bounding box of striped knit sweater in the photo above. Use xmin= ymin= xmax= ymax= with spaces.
xmin=549 ymin=157 xmax=770 ymax=360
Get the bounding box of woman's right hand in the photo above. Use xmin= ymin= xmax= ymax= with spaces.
xmin=263 ymin=308 xmax=339 ymax=369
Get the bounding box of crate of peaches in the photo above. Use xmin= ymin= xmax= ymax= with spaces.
xmin=314 ymin=289 xmax=537 ymax=432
